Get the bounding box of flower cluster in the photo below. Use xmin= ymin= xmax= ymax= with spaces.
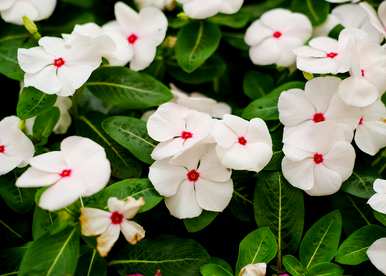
xmin=147 ymin=99 xmax=273 ymax=219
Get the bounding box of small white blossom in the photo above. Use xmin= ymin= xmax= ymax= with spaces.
xmin=367 ymin=238 xmax=386 ymax=275
xmin=368 ymin=179 xmax=386 ymax=214
xmin=240 ymin=263 xmax=267 ymax=276
xmin=80 ymin=197 xmax=145 ymax=257
xmin=0 ymin=0 xmax=56 ymax=25
xmin=212 ymin=114 xmax=272 ymax=173
xmin=16 ymin=136 xmax=111 ymax=211
xmin=149 ymin=144 xmax=233 ymax=219
xmin=0 ymin=116 xmax=34 ymax=175
xmin=177 ymin=0 xmax=243 ymax=19
xmin=245 ymin=9 xmax=312 ymax=67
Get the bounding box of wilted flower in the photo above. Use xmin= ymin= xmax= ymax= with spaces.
xmin=239 ymin=263 xmax=266 ymax=276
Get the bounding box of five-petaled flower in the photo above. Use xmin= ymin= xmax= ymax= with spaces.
xmin=80 ymin=197 xmax=145 ymax=257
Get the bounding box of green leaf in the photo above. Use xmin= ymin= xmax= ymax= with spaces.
xmin=168 ymin=55 xmax=226 ymax=84
xmin=222 ymin=32 xmax=248 ymax=51
xmin=0 ymin=174 xmax=35 ymax=213
xmin=62 ymin=0 xmax=94 ymax=7
xmin=32 ymin=106 xmax=60 ymax=143
xmin=291 ymin=0 xmax=330 ymax=26
xmin=243 ymin=71 xmax=274 ymax=100
xmin=0 ymin=33 xmax=34 ymax=80
xmin=17 ymin=87 xmax=57 ymax=120
xmin=0 ymin=243 xmax=30 ymax=275
xmin=283 ymin=255 xmax=305 ymax=276
xmin=110 ymin=237 xmax=210 ymax=276
xmin=243 ymin=81 xmax=305 ymax=120
xmin=336 ymin=225 xmax=386 ymax=265
xmin=236 ymin=227 xmax=278 ymax=274
xmin=184 ymin=211 xmax=218 ymax=233
xmin=209 ymin=11 xmax=250 ymax=29
xmin=85 ymin=178 xmax=162 ymax=213
xmin=341 ymin=170 xmax=377 ymax=199
xmin=299 ymin=210 xmax=342 ymax=269
xmin=254 ymin=172 xmax=304 ymax=258
xmin=19 ymin=228 xmax=80 ymax=276
xmin=306 ymin=263 xmax=343 ymax=276
xmin=102 ymin=116 xmax=155 ymax=164
xmin=374 ymin=211 xmax=386 ymax=226
xmin=86 ymin=66 xmax=172 ymax=110
xmin=76 ymin=114 xmax=142 ymax=179
xmin=176 ymin=21 xmax=221 ymax=73
xmin=240 ymin=0 xmax=287 ymax=20
xmin=200 ymin=263 xmax=233 ymax=276
xmin=32 ymin=207 xmax=52 ymax=240
xmin=75 ymin=248 xmax=107 ymax=276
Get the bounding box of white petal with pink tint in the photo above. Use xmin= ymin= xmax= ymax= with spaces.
xmin=80 ymin=208 xmax=111 ymax=236
xmin=368 ymin=179 xmax=386 ymax=214
xmin=367 ymin=238 xmax=386 ymax=274
xmin=195 ymin=178 xmax=233 ymax=212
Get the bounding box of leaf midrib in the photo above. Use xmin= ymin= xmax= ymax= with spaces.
xmin=117 ymin=126 xmax=156 ymax=148
xmin=86 ymin=82 xmax=160 ymax=96
xmin=188 ymin=21 xmax=204 ymax=65
xmin=109 ymin=257 xmax=200 ymax=265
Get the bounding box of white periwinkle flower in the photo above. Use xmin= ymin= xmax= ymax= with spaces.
xmin=282 ymin=123 xmax=356 ymax=196
xmin=103 ymin=1 xmax=167 ymax=70
xmin=212 ymin=114 xmax=272 ymax=173
xmin=354 ymin=100 xmax=386 ymax=155
xmin=245 ymin=9 xmax=312 ymax=67
xmin=360 ymin=1 xmax=386 ymax=39
xmin=80 ymin=197 xmax=145 ymax=257
xmin=177 ymin=0 xmax=243 ymax=19
xmin=278 ymin=77 xmax=360 ymax=142
xmin=294 ymin=37 xmax=350 ymax=74
xmin=147 ymin=103 xmax=213 ymax=160
xmin=149 ymin=144 xmax=233 ymax=219
xmin=135 ymin=0 xmax=174 ymax=10
xmin=16 ymin=136 xmax=111 ymax=211
xmin=0 ymin=116 xmax=34 ymax=175
xmin=367 ymin=238 xmax=386 ymax=275
xmin=18 ymin=36 xmax=103 ymax=96
xmin=368 ymin=179 xmax=386 ymax=214
xmin=0 ymin=0 xmax=56 ymax=25
xmin=240 ymin=263 xmax=267 ymax=276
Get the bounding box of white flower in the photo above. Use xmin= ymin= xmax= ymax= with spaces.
xmin=212 ymin=114 xmax=272 ymax=173
xmin=0 ymin=116 xmax=34 ymax=175
xmin=360 ymin=1 xmax=386 ymax=39
xmin=171 ymin=84 xmax=231 ymax=119
xmin=368 ymin=179 xmax=386 ymax=214
xmin=25 ymin=96 xmax=73 ymax=135
xmin=80 ymin=197 xmax=145 ymax=257
xmin=315 ymin=4 xmax=383 ymax=43
xmin=0 ymin=0 xmax=56 ymax=25
xmin=240 ymin=263 xmax=267 ymax=276
xmin=245 ymin=9 xmax=312 ymax=67
xmin=16 ymin=136 xmax=111 ymax=211
xmin=279 ymin=77 xmax=360 ymax=142
xmin=102 ymin=2 xmax=167 ymax=71
xmin=18 ymin=36 xmax=103 ymax=96
xmin=177 ymin=0 xmax=243 ymax=19
xmin=337 ymin=29 xmax=386 ymax=107
xmin=294 ymin=37 xmax=350 ymax=74
xmin=354 ymin=100 xmax=386 ymax=155
xmin=282 ymin=123 xmax=356 ymax=196
xmin=147 ymin=103 xmax=214 ymax=160
xmin=135 ymin=0 xmax=174 ymax=10
xmin=148 ymin=144 xmax=233 ymax=219
xmin=367 ymin=238 xmax=386 ymax=275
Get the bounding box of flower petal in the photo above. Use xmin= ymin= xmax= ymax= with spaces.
xmin=16 ymin=167 xmax=60 ymax=188
xmin=367 ymin=238 xmax=386 ymax=275
xmin=120 ymin=220 xmax=145 ymax=244
xmin=17 ymin=47 xmax=52 ymax=74
xmin=198 ymin=147 xmax=231 ymax=182
xmin=338 ymin=77 xmax=379 ymax=108
xmin=368 ymin=194 xmax=386 ymax=214
xmin=80 ymin=208 xmax=111 ymax=236
xmin=24 ymin=66 xmax=62 ymax=95
xmin=245 ymin=20 xmax=272 ymax=46
xmin=131 ymin=39 xmax=157 ymax=71
xmin=249 ymin=39 xmax=280 ymax=66
xmin=278 ymin=89 xmax=315 ymax=126
xmin=324 ymin=141 xmax=355 ymax=181
xmin=282 ymin=157 xmax=314 ymax=190
xmin=195 ymin=178 xmax=233 ymax=212
xmin=307 ymin=165 xmax=342 ymax=196
xmin=29 ymin=151 xmax=67 ymax=173
xmin=305 ymin=76 xmax=340 ymax=113
xmin=374 ymin=179 xmax=386 ymax=194
xmin=97 ymin=224 xmax=121 ymax=257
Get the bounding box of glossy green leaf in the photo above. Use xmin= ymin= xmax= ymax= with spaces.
xmin=342 ymin=169 xmax=377 ymax=199
xmin=32 ymin=106 xmax=60 ymax=142
xmin=209 ymin=11 xmax=250 ymax=29
xmin=374 ymin=211 xmax=386 ymax=226
xmin=291 ymin=0 xmax=330 ymax=26
xmin=17 ymin=87 xmax=57 ymax=120
xmin=243 ymin=71 xmax=274 ymax=100
xmin=306 ymin=263 xmax=343 ymax=276
xmin=184 ymin=211 xmax=218 ymax=233
xmin=0 ymin=174 xmax=35 ymax=213
xmin=283 ymin=255 xmax=305 ymax=276
xmin=200 ymin=263 xmax=233 ymax=276
xmin=75 ymin=248 xmax=107 ymax=276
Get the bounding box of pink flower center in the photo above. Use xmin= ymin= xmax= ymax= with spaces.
xmin=128 ymin=33 xmax=138 ymax=44
xmin=273 ymin=31 xmax=282 ymax=39
xmin=358 ymin=116 xmax=364 ymax=125
xmin=312 ymin=113 xmax=325 ymax=123
xmin=326 ymin=52 xmax=338 ymax=59
xmin=238 ymin=136 xmax=247 ymax=145
xmin=53 ymin=57 xmax=65 ymax=68
xmin=59 ymin=169 xmax=72 ymax=178
xmin=181 ymin=131 xmax=193 ymax=140
xmin=110 ymin=211 xmax=124 ymax=224
xmin=0 ymin=145 xmax=5 ymax=153
xmin=313 ymin=153 xmax=324 ymax=164
xmin=361 ymin=69 xmax=365 ymax=77
xmin=187 ymin=169 xmax=200 ymax=182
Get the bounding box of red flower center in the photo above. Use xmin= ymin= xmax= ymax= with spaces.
xmin=313 ymin=153 xmax=324 ymax=164
xmin=128 ymin=33 xmax=138 ymax=44
xmin=358 ymin=116 xmax=364 ymax=125
xmin=361 ymin=69 xmax=365 ymax=77
xmin=187 ymin=169 xmax=200 ymax=182
xmin=312 ymin=113 xmax=325 ymax=123
xmin=0 ymin=145 xmax=5 ymax=153
xmin=110 ymin=211 xmax=124 ymax=224
xmin=326 ymin=52 xmax=338 ymax=59
xmin=238 ymin=136 xmax=247 ymax=145
xmin=59 ymin=169 xmax=72 ymax=178
xmin=53 ymin=57 xmax=65 ymax=68
xmin=273 ymin=31 xmax=282 ymax=38
xmin=181 ymin=131 xmax=193 ymax=140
